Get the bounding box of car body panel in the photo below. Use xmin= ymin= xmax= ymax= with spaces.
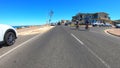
xmin=0 ymin=24 xmax=18 ymax=42
xmin=0 ymin=28 xmax=3 ymax=42
xmin=92 ymin=22 xmax=104 ymax=27
xmin=103 ymin=23 xmax=112 ymax=27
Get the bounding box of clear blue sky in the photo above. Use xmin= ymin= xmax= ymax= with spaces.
xmin=0 ymin=0 xmax=120 ymax=26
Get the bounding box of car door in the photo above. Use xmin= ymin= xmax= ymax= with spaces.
xmin=0 ymin=28 xmax=3 ymax=41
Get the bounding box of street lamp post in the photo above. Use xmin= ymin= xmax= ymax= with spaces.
xmin=49 ymin=10 xmax=54 ymax=25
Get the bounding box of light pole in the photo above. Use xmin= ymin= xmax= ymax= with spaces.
xmin=49 ymin=10 xmax=54 ymax=25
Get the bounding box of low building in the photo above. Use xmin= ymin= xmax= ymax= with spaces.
xmin=72 ymin=12 xmax=111 ymax=24
xmin=61 ymin=20 xmax=71 ymax=24
xmin=112 ymin=20 xmax=120 ymax=25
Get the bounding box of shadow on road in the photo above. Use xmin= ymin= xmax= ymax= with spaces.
xmin=0 ymin=44 xmax=10 ymax=48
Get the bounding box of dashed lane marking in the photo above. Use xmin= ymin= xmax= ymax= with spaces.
xmin=71 ymin=33 xmax=111 ymax=68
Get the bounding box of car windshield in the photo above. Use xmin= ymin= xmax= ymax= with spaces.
xmin=0 ymin=0 xmax=120 ymax=68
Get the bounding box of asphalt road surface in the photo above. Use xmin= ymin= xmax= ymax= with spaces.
xmin=0 ymin=26 xmax=120 ymax=68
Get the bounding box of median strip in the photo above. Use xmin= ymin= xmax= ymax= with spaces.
xmin=104 ymin=29 xmax=120 ymax=37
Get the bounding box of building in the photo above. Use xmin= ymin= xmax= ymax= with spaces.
xmin=61 ymin=20 xmax=71 ymax=24
xmin=72 ymin=12 xmax=111 ymax=24
xmin=112 ymin=20 xmax=120 ymax=25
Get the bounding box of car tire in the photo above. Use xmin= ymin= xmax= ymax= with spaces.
xmin=4 ymin=32 xmax=16 ymax=46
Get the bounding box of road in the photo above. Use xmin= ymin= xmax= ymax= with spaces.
xmin=0 ymin=26 xmax=120 ymax=68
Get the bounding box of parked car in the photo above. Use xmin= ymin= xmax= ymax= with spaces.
xmin=50 ymin=23 xmax=55 ymax=26
xmin=115 ymin=24 xmax=120 ymax=28
xmin=57 ymin=22 xmax=61 ymax=25
xmin=64 ymin=23 xmax=68 ymax=26
xmin=92 ymin=22 xmax=104 ymax=27
xmin=103 ymin=23 xmax=112 ymax=27
xmin=0 ymin=24 xmax=17 ymax=46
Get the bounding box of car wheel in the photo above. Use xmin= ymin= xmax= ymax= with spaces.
xmin=4 ymin=32 xmax=16 ymax=46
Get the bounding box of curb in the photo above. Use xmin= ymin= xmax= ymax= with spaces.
xmin=104 ymin=29 xmax=120 ymax=37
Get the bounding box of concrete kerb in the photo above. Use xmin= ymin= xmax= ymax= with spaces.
xmin=104 ymin=29 xmax=120 ymax=37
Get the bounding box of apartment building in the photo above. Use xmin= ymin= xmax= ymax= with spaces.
xmin=72 ymin=12 xmax=111 ymax=24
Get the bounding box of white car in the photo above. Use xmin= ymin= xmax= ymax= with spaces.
xmin=92 ymin=22 xmax=104 ymax=27
xmin=0 ymin=24 xmax=17 ymax=46
xmin=115 ymin=24 xmax=120 ymax=28
xmin=103 ymin=23 xmax=112 ymax=27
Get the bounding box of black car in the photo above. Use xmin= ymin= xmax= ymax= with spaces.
xmin=65 ymin=23 xmax=68 ymax=26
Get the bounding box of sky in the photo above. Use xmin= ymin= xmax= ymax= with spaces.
xmin=0 ymin=0 xmax=120 ymax=26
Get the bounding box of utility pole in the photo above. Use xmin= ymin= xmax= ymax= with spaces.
xmin=49 ymin=10 xmax=54 ymax=25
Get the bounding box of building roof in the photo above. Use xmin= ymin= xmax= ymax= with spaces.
xmin=76 ymin=12 xmax=109 ymax=15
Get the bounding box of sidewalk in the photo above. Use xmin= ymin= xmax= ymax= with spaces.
xmin=17 ymin=25 xmax=54 ymax=36
xmin=105 ymin=28 xmax=120 ymax=37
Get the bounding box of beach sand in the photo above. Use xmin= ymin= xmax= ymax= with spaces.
xmin=17 ymin=25 xmax=54 ymax=36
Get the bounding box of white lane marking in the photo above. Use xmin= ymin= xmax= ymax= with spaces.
xmin=71 ymin=33 xmax=111 ymax=68
xmin=71 ymin=34 xmax=84 ymax=45
xmin=0 ymin=34 xmax=41 ymax=59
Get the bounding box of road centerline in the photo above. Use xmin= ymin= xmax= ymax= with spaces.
xmin=71 ymin=33 xmax=111 ymax=68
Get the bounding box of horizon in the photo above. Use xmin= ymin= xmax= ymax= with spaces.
xmin=0 ymin=0 xmax=120 ymax=26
